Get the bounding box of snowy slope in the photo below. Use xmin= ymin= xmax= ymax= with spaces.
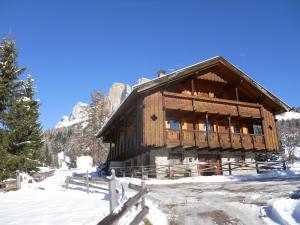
xmin=276 ymin=111 xmax=300 ymax=121
xmin=0 ymin=169 xmax=109 ymax=225
xmin=0 ymin=168 xmax=168 ymax=225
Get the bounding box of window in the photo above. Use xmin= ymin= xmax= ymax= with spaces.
xmin=233 ymin=125 xmax=241 ymax=134
xmin=169 ymin=119 xmax=180 ymax=129
xmin=214 ymin=93 xmax=223 ymax=99
xmin=169 ymin=153 xmax=183 ymax=165
xmin=253 ymin=123 xmax=263 ymax=135
xmin=235 ymin=155 xmax=245 ymax=163
xmin=204 ymin=121 xmax=212 ymax=132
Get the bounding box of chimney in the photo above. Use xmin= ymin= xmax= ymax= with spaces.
xmin=157 ymin=69 xmax=166 ymax=78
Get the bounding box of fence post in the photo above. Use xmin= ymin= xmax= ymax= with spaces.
xmin=255 ymin=162 xmax=259 ymax=173
xmin=141 ymin=166 xmax=144 ymax=179
xmin=65 ymin=176 xmax=69 ymax=189
xmin=109 ymin=169 xmax=117 ymax=212
xmin=283 ymin=161 xmax=287 ymax=170
xmin=168 ymin=165 xmax=171 ymax=179
xmin=16 ymin=170 xmax=21 ymax=190
xmin=86 ymin=170 xmax=89 ymax=194
xmin=141 ymin=181 xmax=146 ymax=208
xmin=228 ymin=163 xmax=232 ymax=175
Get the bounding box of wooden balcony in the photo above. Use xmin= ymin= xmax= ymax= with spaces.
xmin=164 ymin=91 xmax=262 ymax=118
xmin=165 ymin=128 xmax=266 ymax=151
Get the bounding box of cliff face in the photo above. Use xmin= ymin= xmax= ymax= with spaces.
xmin=43 ymin=82 xmax=132 ymax=167
xmin=55 ymin=102 xmax=90 ymax=129
xmin=107 ymin=83 xmax=132 ymax=112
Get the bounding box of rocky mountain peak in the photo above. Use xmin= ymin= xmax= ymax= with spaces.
xmin=55 ymin=102 xmax=89 ymax=128
xmin=107 ymin=82 xmax=132 ymax=112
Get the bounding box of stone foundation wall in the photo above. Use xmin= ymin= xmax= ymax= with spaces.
xmin=121 ymin=148 xmax=258 ymax=178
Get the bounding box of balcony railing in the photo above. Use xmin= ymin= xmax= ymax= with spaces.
xmin=164 ymin=91 xmax=262 ymax=118
xmin=165 ymin=128 xmax=265 ymax=150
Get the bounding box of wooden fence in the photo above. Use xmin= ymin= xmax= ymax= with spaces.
xmin=31 ymin=169 xmax=55 ymax=182
xmin=65 ymin=171 xmax=110 ymax=194
xmin=97 ymin=179 xmax=148 ymax=225
xmin=0 ymin=171 xmax=21 ymax=192
xmin=110 ymin=161 xmax=287 ymax=179
xmin=65 ymin=170 xmax=149 ymax=225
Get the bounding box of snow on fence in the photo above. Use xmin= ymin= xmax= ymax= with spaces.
xmin=31 ymin=169 xmax=55 ymax=182
xmin=65 ymin=170 xmax=149 ymax=225
xmin=110 ymin=161 xmax=288 ymax=179
xmin=65 ymin=171 xmax=110 ymax=194
xmin=97 ymin=178 xmax=149 ymax=225
xmin=0 ymin=171 xmax=21 ymax=192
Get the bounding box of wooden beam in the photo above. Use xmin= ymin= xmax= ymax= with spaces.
xmin=228 ymin=115 xmax=233 ymax=148
xmin=162 ymin=91 xmax=167 ymax=146
xmin=235 ymin=87 xmax=239 ymax=101
xmin=191 ymin=78 xmax=195 ymax=111
xmin=224 ymin=79 xmax=243 ymax=92
xmin=205 ymin=112 xmax=210 ymax=148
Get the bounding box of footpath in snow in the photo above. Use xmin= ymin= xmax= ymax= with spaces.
xmin=0 ymin=157 xmax=168 ymax=225
xmin=0 ymin=168 xmax=110 ymax=225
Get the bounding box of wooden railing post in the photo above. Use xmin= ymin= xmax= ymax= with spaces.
xmin=65 ymin=176 xmax=70 ymax=189
xmin=256 ymin=162 xmax=259 ymax=173
xmin=205 ymin=112 xmax=210 ymax=147
xmin=251 ymin=135 xmax=255 ymax=149
xmin=283 ymin=161 xmax=287 ymax=170
xmin=86 ymin=170 xmax=89 ymax=194
xmin=228 ymin=163 xmax=232 ymax=175
xmin=141 ymin=181 xmax=146 ymax=208
xmin=16 ymin=170 xmax=21 ymax=190
xmin=228 ymin=115 xmax=233 ymax=148
xmin=109 ymin=169 xmax=117 ymax=212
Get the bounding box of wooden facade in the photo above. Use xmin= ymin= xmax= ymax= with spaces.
xmin=97 ymin=57 xmax=290 ymax=164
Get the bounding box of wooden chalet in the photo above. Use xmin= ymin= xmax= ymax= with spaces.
xmin=96 ymin=56 xmax=290 ymax=177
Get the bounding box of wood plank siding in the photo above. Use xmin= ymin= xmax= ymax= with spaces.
xmin=99 ymin=57 xmax=289 ymax=162
xmin=143 ymin=92 xmax=164 ymax=147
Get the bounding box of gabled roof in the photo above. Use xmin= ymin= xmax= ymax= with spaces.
xmin=96 ymin=56 xmax=291 ymax=137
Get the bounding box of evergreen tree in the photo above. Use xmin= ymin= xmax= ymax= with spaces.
xmin=0 ymin=37 xmax=43 ymax=179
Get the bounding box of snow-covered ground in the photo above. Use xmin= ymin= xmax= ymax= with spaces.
xmin=2 ymin=156 xmax=300 ymax=225
xmin=118 ymin=168 xmax=300 ymax=225
xmin=119 ymin=169 xmax=300 ymax=186
xmin=145 ymin=175 xmax=300 ymax=225
xmin=262 ymin=199 xmax=300 ymax=225
xmin=0 ymin=169 xmax=108 ymax=225
xmin=0 ymin=166 xmax=168 ymax=225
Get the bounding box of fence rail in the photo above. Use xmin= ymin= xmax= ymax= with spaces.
xmin=110 ymin=161 xmax=287 ymax=178
xmin=97 ymin=180 xmax=148 ymax=225
xmin=31 ymin=169 xmax=55 ymax=182
xmin=0 ymin=171 xmax=21 ymax=192
xmin=64 ymin=170 xmax=149 ymax=225
xmin=65 ymin=171 xmax=110 ymax=194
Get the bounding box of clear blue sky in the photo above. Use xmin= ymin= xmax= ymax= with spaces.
xmin=1 ymin=0 xmax=299 ymax=129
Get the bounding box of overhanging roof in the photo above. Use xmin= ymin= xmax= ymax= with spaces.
xmin=96 ymin=56 xmax=291 ymax=137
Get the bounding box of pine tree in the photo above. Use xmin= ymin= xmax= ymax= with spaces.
xmin=0 ymin=38 xmax=25 ymax=179
xmin=0 ymin=37 xmax=43 ymax=178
